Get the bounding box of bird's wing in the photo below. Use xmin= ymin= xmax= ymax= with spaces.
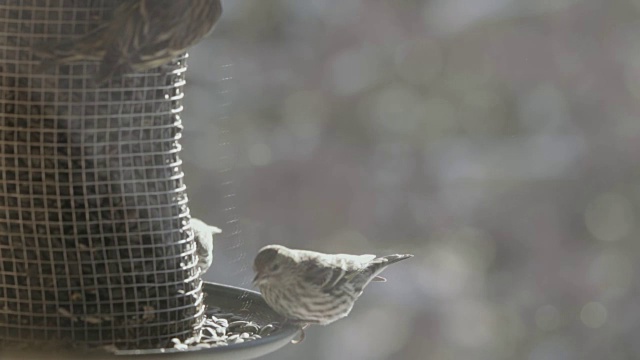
xmin=301 ymin=255 xmax=370 ymax=292
xmin=301 ymin=259 xmax=337 ymax=290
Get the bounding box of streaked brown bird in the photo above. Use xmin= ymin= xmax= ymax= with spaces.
xmin=253 ymin=245 xmax=413 ymax=329
xmin=33 ymin=0 xmax=222 ymax=83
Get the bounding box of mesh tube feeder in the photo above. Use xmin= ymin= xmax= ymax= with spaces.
xmin=0 ymin=1 xmax=299 ymax=357
xmin=0 ymin=0 xmax=203 ymax=350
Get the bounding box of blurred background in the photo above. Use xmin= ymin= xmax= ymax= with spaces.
xmin=181 ymin=0 xmax=640 ymax=359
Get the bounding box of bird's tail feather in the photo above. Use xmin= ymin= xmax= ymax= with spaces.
xmin=379 ymin=254 xmax=413 ymax=266
xmin=367 ymin=254 xmax=413 ymax=279
xmin=32 ymin=38 xmax=104 ymax=74
xmin=356 ymin=254 xmax=412 ymax=290
xmin=31 ymin=23 xmax=107 ymax=73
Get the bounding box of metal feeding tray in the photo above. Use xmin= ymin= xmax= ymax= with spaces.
xmin=1 ymin=282 xmax=300 ymax=360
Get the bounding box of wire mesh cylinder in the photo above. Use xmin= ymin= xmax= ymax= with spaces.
xmin=0 ymin=0 xmax=204 ymax=350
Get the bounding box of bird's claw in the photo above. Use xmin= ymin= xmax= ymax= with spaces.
xmin=290 ymin=323 xmax=309 ymax=344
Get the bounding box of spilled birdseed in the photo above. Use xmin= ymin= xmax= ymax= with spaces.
xmin=104 ymin=308 xmax=281 ymax=352
xmin=174 ymin=319 xmax=269 ymax=349
xmin=171 ymin=308 xmax=280 ymax=350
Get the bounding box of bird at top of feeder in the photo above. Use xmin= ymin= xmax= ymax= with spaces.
xmin=33 ymin=0 xmax=222 ymax=83
xmin=252 ymin=244 xmax=413 ymax=342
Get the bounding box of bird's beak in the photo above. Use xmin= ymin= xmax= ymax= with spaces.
xmin=252 ymin=272 xmax=262 ymax=286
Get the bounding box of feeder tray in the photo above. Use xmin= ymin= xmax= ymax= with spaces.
xmin=1 ymin=282 xmax=301 ymax=360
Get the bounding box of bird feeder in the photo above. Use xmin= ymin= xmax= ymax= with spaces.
xmin=0 ymin=1 xmax=297 ymax=358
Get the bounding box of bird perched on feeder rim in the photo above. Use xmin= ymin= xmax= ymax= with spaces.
xmin=191 ymin=218 xmax=221 ymax=275
xmin=253 ymin=245 xmax=413 ymax=342
xmin=33 ymin=0 xmax=223 ymax=83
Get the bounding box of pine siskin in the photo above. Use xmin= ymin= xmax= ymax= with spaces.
xmin=33 ymin=0 xmax=222 ymax=83
xmin=191 ymin=218 xmax=221 ymax=275
xmin=253 ymin=245 xmax=413 ymax=327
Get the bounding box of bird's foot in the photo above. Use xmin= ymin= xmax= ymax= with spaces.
xmin=291 ymin=323 xmax=308 ymax=344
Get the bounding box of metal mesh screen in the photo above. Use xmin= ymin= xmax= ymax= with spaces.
xmin=0 ymin=0 xmax=204 ymax=350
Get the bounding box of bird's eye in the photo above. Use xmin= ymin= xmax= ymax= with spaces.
xmin=270 ymin=263 xmax=280 ymax=272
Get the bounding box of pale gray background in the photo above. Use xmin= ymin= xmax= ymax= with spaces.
xmin=182 ymin=1 xmax=640 ymax=359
